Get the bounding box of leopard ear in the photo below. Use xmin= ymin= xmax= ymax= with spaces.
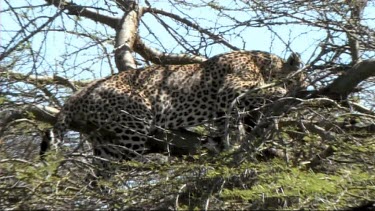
xmin=286 ymin=52 xmax=302 ymax=68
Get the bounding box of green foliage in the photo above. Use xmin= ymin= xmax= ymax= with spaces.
xmin=219 ymin=161 xmax=374 ymax=209
xmin=190 ymin=125 xmax=209 ymax=135
xmin=1 ymin=106 xmax=374 ymax=210
xmin=1 ymin=132 xmax=374 ymax=210
xmin=0 ymin=97 xmax=7 ymax=104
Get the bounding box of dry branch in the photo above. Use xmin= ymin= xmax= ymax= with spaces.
xmin=114 ymin=4 xmax=141 ymax=70
xmin=317 ymin=58 xmax=375 ymax=100
xmin=134 ymin=36 xmax=207 ymax=64
xmin=1 ymin=70 xmax=89 ymax=91
xmin=43 ymin=0 xmax=207 ymax=67
xmin=0 ymin=105 xmax=58 ymax=136
xmin=0 ymin=10 xmax=63 ymax=62
xmin=44 ymin=0 xmax=119 ymax=29
xmin=143 ymin=7 xmax=239 ymax=51
xmin=345 ymin=0 xmax=367 ymax=64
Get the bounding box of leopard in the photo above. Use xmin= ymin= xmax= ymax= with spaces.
xmin=40 ymin=50 xmax=304 ymax=176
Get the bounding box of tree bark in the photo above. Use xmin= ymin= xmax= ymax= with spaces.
xmin=0 ymin=105 xmax=58 ymax=137
xmin=114 ymin=1 xmax=141 ymax=71
xmin=134 ymin=36 xmax=207 ymax=65
xmin=317 ymin=58 xmax=375 ymax=100
xmin=41 ymin=0 xmax=207 ymax=66
xmin=345 ymin=0 xmax=367 ymax=64
xmin=1 ymin=69 xmax=88 ymax=91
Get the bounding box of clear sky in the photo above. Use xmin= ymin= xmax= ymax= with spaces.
xmin=1 ymin=0 xmax=374 ymax=81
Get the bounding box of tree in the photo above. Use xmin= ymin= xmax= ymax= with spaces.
xmin=0 ymin=0 xmax=374 ymax=210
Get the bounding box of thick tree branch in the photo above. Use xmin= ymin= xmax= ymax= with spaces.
xmin=1 ymin=70 xmax=89 ymax=91
xmin=134 ymin=36 xmax=207 ymax=64
xmin=43 ymin=0 xmax=209 ymax=66
xmin=317 ymin=59 xmax=375 ymax=100
xmin=0 ymin=105 xmax=58 ymax=137
xmin=44 ymin=0 xmax=119 ymax=29
xmin=345 ymin=0 xmax=367 ymax=64
xmin=114 ymin=4 xmax=141 ymax=71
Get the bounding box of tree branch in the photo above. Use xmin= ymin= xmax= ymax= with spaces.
xmin=1 ymin=69 xmax=89 ymax=91
xmin=114 ymin=3 xmax=141 ymax=71
xmin=44 ymin=0 xmax=119 ymax=29
xmin=317 ymin=58 xmax=375 ymax=100
xmin=0 ymin=105 xmax=58 ymax=137
xmin=345 ymin=0 xmax=367 ymax=64
xmin=0 ymin=9 xmax=63 ymax=62
xmin=144 ymin=7 xmax=239 ymax=51
xmin=43 ymin=0 xmax=209 ymax=66
xmin=134 ymin=36 xmax=207 ymax=64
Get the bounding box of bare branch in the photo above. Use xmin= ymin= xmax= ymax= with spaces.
xmin=0 ymin=105 xmax=58 ymax=136
xmin=317 ymin=58 xmax=375 ymax=100
xmin=42 ymin=1 xmax=210 ymax=65
xmin=1 ymin=69 xmax=89 ymax=91
xmin=345 ymin=0 xmax=368 ymax=63
xmin=350 ymin=102 xmax=375 ymax=115
xmin=0 ymin=158 xmax=38 ymax=167
xmin=114 ymin=5 xmax=142 ymax=71
xmin=134 ymin=36 xmax=207 ymax=64
xmin=0 ymin=10 xmax=63 ymax=62
xmin=44 ymin=0 xmax=120 ymax=29
xmin=144 ymin=7 xmax=239 ymax=51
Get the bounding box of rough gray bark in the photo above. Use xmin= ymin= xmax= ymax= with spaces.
xmin=43 ymin=0 xmax=206 ymax=67
xmin=0 ymin=105 xmax=58 ymax=137
xmin=114 ymin=1 xmax=141 ymax=70
xmin=1 ymin=69 xmax=88 ymax=92
xmin=345 ymin=0 xmax=367 ymax=64
xmin=134 ymin=36 xmax=207 ymax=65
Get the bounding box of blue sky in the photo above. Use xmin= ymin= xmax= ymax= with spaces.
xmin=1 ymin=0 xmax=374 ymax=81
